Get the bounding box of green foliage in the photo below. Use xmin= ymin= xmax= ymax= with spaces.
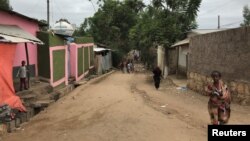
xmin=84 ymin=47 xmax=89 ymax=72
xmin=78 ymin=48 xmax=83 ymax=76
xmin=73 ymin=19 xmax=91 ymax=36
xmin=129 ymin=0 xmax=201 ymax=66
xmin=86 ymin=0 xmax=201 ymax=67
xmin=0 ymin=0 xmax=12 ymax=10
xmin=112 ymin=50 xmax=126 ymax=68
xmin=74 ymin=37 xmax=94 ymax=44
xmin=53 ymin=50 xmax=65 ymax=82
xmin=39 ymin=19 xmax=48 ymax=31
xmin=240 ymin=5 xmax=250 ymax=27
xmin=55 ymin=19 xmax=70 ymax=24
xmin=87 ymin=0 xmax=145 ymax=53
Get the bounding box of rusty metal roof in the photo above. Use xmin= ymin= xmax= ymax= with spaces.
xmin=171 ymin=38 xmax=189 ymax=48
xmin=0 ymin=9 xmax=47 ymax=26
xmin=0 ymin=24 xmax=43 ymax=44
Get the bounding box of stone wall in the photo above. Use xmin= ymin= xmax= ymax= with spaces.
xmin=187 ymin=72 xmax=250 ymax=105
xmin=168 ymin=48 xmax=177 ymax=74
xmin=188 ymin=27 xmax=250 ymax=105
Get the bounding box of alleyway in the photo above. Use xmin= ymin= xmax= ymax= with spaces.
xmin=2 ymin=69 xmax=250 ymax=141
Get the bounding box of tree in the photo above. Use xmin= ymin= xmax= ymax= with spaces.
xmin=73 ymin=19 xmax=90 ymax=37
xmin=86 ymin=0 xmax=201 ymax=67
xmin=129 ymin=0 xmax=201 ymax=67
xmin=55 ymin=18 xmax=71 ymax=24
xmin=240 ymin=5 xmax=250 ymax=27
xmin=87 ymin=0 xmax=144 ymax=52
xmin=39 ymin=19 xmax=48 ymax=31
xmin=0 ymin=0 xmax=12 ymax=10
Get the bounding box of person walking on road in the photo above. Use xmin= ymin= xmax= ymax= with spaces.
xmin=152 ymin=66 xmax=162 ymax=90
xmin=206 ymin=70 xmax=231 ymax=125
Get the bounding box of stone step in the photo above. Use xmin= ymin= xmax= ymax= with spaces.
xmin=19 ymin=94 xmax=37 ymax=99
xmin=37 ymin=94 xmax=52 ymax=101
xmin=50 ymin=92 xmax=60 ymax=101
xmin=30 ymin=100 xmax=55 ymax=108
xmin=74 ymin=80 xmax=87 ymax=86
xmin=56 ymin=84 xmax=75 ymax=98
xmin=16 ymin=90 xmax=32 ymax=96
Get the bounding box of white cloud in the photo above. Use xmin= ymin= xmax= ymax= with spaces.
xmin=197 ymin=0 xmax=250 ymax=29
xmin=9 ymin=0 xmax=97 ymax=26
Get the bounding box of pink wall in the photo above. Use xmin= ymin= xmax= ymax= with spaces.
xmin=49 ymin=46 xmax=68 ymax=87
xmin=69 ymin=43 xmax=94 ymax=81
xmin=70 ymin=43 xmax=77 ymax=78
xmin=0 ymin=11 xmax=39 ymax=76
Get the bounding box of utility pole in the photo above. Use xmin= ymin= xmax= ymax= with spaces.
xmin=218 ymin=15 xmax=220 ymax=29
xmin=47 ymin=0 xmax=50 ymax=29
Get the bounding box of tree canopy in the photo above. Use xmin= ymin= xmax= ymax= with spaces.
xmin=86 ymin=0 xmax=145 ymax=53
xmin=82 ymin=0 xmax=201 ymax=66
xmin=240 ymin=5 xmax=250 ymax=27
xmin=0 ymin=0 xmax=12 ymax=10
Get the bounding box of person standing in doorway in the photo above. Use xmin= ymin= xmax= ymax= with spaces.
xmin=152 ymin=66 xmax=162 ymax=90
xmin=16 ymin=60 xmax=28 ymax=91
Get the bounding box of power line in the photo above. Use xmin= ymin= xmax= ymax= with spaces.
xmin=26 ymin=0 xmax=42 ymax=13
xmin=89 ymin=0 xmax=96 ymax=12
xmin=220 ymin=21 xmax=242 ymax=27
xmin=51 ymin=0 xmax=54 ymax=24
xmin=53 ymin=0 xmax=66 ymax=19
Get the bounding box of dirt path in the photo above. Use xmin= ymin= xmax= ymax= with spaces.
xmin=2 ymin=71 xmax=250 ymax=141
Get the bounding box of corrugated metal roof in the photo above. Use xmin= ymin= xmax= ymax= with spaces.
xmin=171 ymin=29 xmax=228 ymax=48
xmin=171 ymin=38 xmax=189 ymax=47
xmin=0 ymin=25 xmax=43 ymax=44
xmin=190 ymin=29 xmax=227 ymax=34
xmin=94 ymin=47 xmax=111 ymax=52
xmin=0 ymin=34 xmax=35 ymax=43
xmin=0 ymin=9 xmax=47 ymax=26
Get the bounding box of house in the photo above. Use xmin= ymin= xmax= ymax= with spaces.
xmin=0 ymin=24 xmax=43 ymax=112
xmin=170 ymin=29 xmax=225 ymax=77
xmin=0 ymin=9 xmax=46 ymax=89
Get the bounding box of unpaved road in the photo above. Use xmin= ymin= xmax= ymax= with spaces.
xmin=3 ymin=70 xmax=250 ymax=141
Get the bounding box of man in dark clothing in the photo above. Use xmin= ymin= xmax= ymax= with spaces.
xmin=152 ymin=66 xmax=162 ymax=89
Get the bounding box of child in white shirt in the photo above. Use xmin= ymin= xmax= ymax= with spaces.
xmin=16 ymin=60 xmax=28 ymax=91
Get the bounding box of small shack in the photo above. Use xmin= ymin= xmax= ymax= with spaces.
xmin=94 ymin=47 xmax=112 ymax=75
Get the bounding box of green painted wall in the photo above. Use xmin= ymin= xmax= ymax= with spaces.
xmin=53 ymin=50 xmax=65 ymax=82
xmin=37 ymin=32 xmax=50 ymax=78
xmin=84 ymin=47 xmax=89 ymax=72
xmin=49 ymin=34 xmax=65 ymax=47
xmin=78 ymin=47 xmax=83 ymax=77
xmin=37 ymin=32 xmax=66 ymax=80
xmin=75 ymin=37 xmax=94 ymax=44
xmin=89 ymin=46 xmax=94 ymax=66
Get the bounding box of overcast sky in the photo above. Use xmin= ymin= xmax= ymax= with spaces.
xmin=9 ymin=0 xmax=250 ymax=29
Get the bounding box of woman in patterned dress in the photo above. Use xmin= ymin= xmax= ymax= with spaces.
xmin=206 ymin=71 xmax=231 ymax=125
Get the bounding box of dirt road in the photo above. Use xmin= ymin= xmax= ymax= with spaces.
xmin=3 ymin=70 xmax=250 ymax=141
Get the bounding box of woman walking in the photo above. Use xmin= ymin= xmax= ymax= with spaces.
xmin=152 ymin=66 xmax=162 ymax=90
xmin=206 ymin=71 xmax=231 ymax=125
